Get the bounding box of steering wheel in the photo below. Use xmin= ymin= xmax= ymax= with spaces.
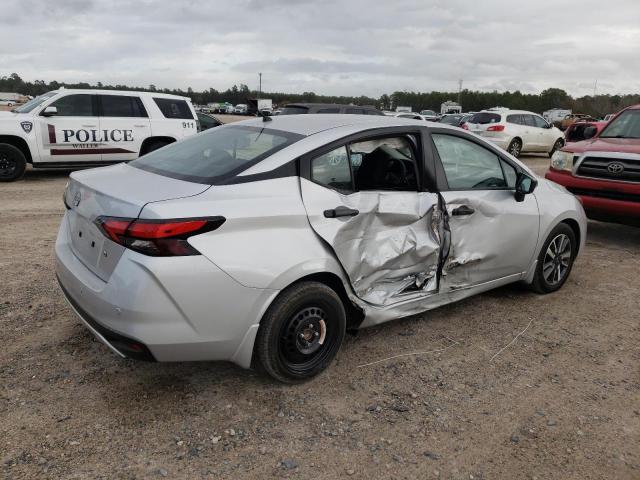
xmin=384 ymin=158 xmax=408 ymax=187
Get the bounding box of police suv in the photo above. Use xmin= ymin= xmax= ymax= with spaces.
xmin=0 ymin=89 xmax=199 ymax=181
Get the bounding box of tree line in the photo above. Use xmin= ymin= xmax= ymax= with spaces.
xmin=1 ymin=73 xmax=638 ymax=117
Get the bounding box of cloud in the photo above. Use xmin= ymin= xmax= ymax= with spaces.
xmin=1 ymin=0 xmax=639 ymax=97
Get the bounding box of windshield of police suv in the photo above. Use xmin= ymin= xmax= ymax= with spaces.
xmin=599 ymin=110 xmax=640 ymax=139
xmin=130 ymin=125 xmax=303 ymax=184
xmin=13 ymin=91 xmax=57 ymax=113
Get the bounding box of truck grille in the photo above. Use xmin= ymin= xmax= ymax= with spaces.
xmin=576 ymin=156 xmax=640 ymax=183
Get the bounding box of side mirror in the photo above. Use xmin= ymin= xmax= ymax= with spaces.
xmin=583 ymin=126 xmax=597 ymax=139
xmin=41 ymin=106 xmax=57 ymax=117
xmin=515 ymin=172 xmax=537 ymax=202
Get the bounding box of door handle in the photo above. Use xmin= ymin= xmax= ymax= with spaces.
xmin=451 ymin=205 xmax=475 ymax=216
xmin=134 ymin=124 xmax=148 ymax=128
xmin=81 ymin=124 xmax=97 ymax=128
xmin=324 ymin=206 xmax=359 ymax=218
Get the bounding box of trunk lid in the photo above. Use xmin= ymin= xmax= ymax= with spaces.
xmin=64 ymin=163 xmax=210 ymax=281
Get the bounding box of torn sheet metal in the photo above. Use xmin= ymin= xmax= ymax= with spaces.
xmin=329 ymin=191 xmax=442 ymax=306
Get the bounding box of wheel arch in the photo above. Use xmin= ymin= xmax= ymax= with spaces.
xmin=0 ymin=135 xmax=33 ymax=163
xmin=561 ymin=218 xmax=581 ymax=254
xmin=139 ymin=136 xmax=176 ymax=156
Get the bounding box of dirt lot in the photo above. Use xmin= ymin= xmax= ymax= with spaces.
xmin=1 ymin=155 xmax=639 ymax=480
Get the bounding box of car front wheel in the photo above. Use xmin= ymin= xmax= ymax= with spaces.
xmin=255 ymin=281 xmax=346 ymax=383
xmin=531 ymin=223 xmax=577 ymax=293
xmin=549 ymin=138 xmax=564 ymax=158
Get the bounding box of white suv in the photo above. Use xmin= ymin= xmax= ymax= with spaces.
xmin=464 ymin=109 xmax=564 ymax=158
xmin=0 ymin=89 xmax=199 ymax=181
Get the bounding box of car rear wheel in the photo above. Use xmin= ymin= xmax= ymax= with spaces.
xmin=255 ymin=281 xmax=346 ymax=383
xmin=0 ymin=144 xmax=27 ymax=182
xmin=507 ymin=138 xmax=522 ymax=157
xmin=549 ymin=138 xmax=564 ymax=158
xmin=531 ymin=223 xmax=576 ymax=294
xmin=141 ymin=140 xmax=170 ymax=156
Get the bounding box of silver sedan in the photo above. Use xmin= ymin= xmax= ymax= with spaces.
xmin=55 ymin=114 xmax=586 ymax=382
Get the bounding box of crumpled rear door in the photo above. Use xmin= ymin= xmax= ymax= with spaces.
xmin=300 ymin=178 xmax=445 ymax=306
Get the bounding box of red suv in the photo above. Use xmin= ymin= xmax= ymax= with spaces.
xmin=546 ymin=105 xmax=640 ymax=226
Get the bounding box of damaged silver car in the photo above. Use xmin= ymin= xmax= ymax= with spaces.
xmin=55 ymin=114 xmax=587 ymax=383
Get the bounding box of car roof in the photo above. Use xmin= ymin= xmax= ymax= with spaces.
xmin=46 ymin=89 xmax=190 ymax=100
xmin=284 ymin=103 xmax=379 ymax=110
xmin=478 ymin=109 xmax=542 ymax=116
xmin=229 ymin=113 xmax=442 ymax=136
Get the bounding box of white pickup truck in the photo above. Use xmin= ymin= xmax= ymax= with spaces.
xmin=0 ymin=89 xmax=199 ymax=181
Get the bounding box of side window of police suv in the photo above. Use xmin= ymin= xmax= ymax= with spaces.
xmin=48 ymin=94 xmax=94 ymax=117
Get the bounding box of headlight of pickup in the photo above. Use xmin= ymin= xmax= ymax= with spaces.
xmin=551 ymin=150 xmax=573 ymax=171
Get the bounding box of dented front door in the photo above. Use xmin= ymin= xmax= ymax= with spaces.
xmin=300 ymin=179 xmax=443 ymax=306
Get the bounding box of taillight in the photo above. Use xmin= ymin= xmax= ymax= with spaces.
xmin=486 ymin=124 xmax=505 ymax=132
xmin=461 ymin=123 xmax=469 ymax=130
xmin=95 ymin=216 xmax=225 ymax=256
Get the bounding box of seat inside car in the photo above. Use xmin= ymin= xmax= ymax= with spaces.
xmin=355 ymin=145 xmax=417 ymax=190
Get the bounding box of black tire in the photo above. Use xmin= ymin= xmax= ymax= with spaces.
xmin=530 ymin=223 xmax=577 ymax=294
xmin=141 ymin=140 xmax=170 ymax=156
xmin=255 ymin=281 xmax=346 ymax=383
xmin=549 ymin=138 xmax=564 ymax=158
xmin=0 ymin=143 xmax=27 ymax=182
xmin=507 ymin=138 xmax=522 ymax=158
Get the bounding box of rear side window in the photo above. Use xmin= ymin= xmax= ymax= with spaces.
xmin=506 ymin=114 xmax=522 ymax=125
xmin=311 ymin=146 xmax=352 ymax=193
xmin=100 ymin=95 xmax=147 ymax=117
xmin=130 ymin=125 xmax=302 ymax=184
xmin=468 ymin=112 xmax=501 ymax=124
xmin=345 ymin=108 xmax=365 ymax=114
xmin=153 ymin=98 xmax=194 ymax=119
xmin=317 ymin=108 xmax=340 ymax=114
xmin=49 ymin=94 xmax=94 ymax=117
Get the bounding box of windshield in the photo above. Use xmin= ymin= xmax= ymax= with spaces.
xmin=130 ymin=125 xmax=303 ymax=184
xmin=599 ymin=110 xmax=640 ymax=139
xmin=13 ymin=91 xmax=57 ymax=113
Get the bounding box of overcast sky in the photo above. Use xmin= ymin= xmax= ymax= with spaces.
xmin=1 ymin=0 xmax=639 ymax=97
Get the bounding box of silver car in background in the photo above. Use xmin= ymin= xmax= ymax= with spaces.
xmin=55 ymin=115 xmax=586 ymax=382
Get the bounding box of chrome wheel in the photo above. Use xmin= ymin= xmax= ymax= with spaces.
xmin=542 ymin=233 xmax=571 ymax=285
xmin=508 ymin=139 xmax=521 ymax=157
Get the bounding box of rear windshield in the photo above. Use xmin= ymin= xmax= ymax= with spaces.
xmin=280 ymin=106 xmax=309 ymax=115
xmin=468 ymin=112 xmax=501 ymax=124
xmin=130 ymin=125 xmax=303 ymax=184
xmin=153 ymin=98 xmax=194 ymax=119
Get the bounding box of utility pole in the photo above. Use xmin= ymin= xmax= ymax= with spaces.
xmin=458 ymin=79 xmax=463 ymax=105
xmin=593 ymin=79 xmax=597 ymax=97
xmin=258 ymin=72 xmax=262 ymax=100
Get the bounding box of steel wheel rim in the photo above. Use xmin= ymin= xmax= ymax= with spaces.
xmin=0 ymin=152 xmax=17 ymax=177
xmin=279 ymin=306 xmax=335 ymax=373
xmin=542 ymin=233 xmax=571 ymax=285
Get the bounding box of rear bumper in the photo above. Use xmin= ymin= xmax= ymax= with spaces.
xmin=545 ymin=168 xmax=640 ymax=224
xmin=55 ymin=212 xmax=279 ymax=366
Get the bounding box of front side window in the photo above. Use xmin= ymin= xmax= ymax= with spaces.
xmin=599 ymin=109 xmax=640 ymax=139
xmin=432 ymin=134 xmax=511 ymax=190
xmin=100 ymin=95 xmax=147 ymax=117
xmin=130 ymin=125 xmax=302 ymax=184
xmin=532 ymin=115 xmax=549 ymax=129
xmin=48 ymin=94 xmax=94 ymax=116
xmin=153 ymin=98 xmax=194 ymax=119
xmin=506 ymin=114 xmax=522 ymax=125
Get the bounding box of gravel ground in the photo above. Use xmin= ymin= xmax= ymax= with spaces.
xmin=1 ymin=155 xmax=639 ymax=480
